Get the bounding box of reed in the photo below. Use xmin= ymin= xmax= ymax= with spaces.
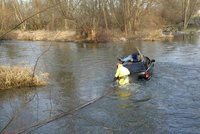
xmin=0 ymin=66 xmax=48 ymax=90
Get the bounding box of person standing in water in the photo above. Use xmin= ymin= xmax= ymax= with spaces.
xmin=114 ymin=63 xmax=130 ymax=86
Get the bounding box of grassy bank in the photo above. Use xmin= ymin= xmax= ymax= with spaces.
xmin=1 ymin=30 xmax=77 ymax=41
xmin=0 ymin=66 xmax=48 ymax=90
xmin=132 ymin=29 xmax=174 ymax=41
xmin=0 ymin=29 xmax=174 ymax=42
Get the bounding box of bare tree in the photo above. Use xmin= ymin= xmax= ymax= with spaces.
xmin=182 ymin=0 xmax=199 ymax=30
xmin=1 ymin=0 xmax=200 ymax=39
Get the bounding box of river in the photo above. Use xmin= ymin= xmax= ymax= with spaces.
xmin=0 ymin=35 xmax=200 ymax=134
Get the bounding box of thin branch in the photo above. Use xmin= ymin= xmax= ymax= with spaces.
xmin=15 ymin=89 xmax=114 ymax=134
xmin=0 ymin=88 xmax=37 ymax=133
xmin=31 ymin=44 xmax=50 ymax=78
xmin=0 ymin=1 xmax=65 ymax=38
xmin=32 ymin=31 xmax=61 ymax=78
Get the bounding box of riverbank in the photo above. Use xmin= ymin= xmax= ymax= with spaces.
xmin=0 ymin=30 xmax=77 ymax=42
xmin=0 ymin=29 xmax=175 ymax=42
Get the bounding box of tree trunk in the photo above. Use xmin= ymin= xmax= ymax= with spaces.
xmin=12 ymin=0 xmax=26 ymax=30
xmin=1 ymin=0 xmax=5 ymax=30
xmin=183 ymin=0 xmax=190 ymax=30
xmin=123 ymin=0 xmax=127 ymax=36
xmin=102 ymin=2 xmax=108 ymax=31
xmin=64 ymin=19 xmax=68 ymax=30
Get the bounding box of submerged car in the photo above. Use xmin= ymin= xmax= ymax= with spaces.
xmin=118 ymin=53 xmax=155 ymax=80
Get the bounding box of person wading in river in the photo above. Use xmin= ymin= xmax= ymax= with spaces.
xmin=114 ymin=63 xmax=130 ymax=86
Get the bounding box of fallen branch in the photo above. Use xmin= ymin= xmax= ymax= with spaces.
xmin=15 ymin=89 xmax=114 ymax=134
xmin=32 ymin=31 xmax=61 ymax=78
xmin=0 ymin=23 xmax=60 ymax=134
xmin=0 ymin=89 xmax=37 ymax=134
xmin=31 ymin=42 xmax=50 ymax=78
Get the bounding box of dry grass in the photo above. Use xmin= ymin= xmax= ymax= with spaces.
xmin=1 ymin=29 xmax=175 ymax=42
xmin=136 ymin=29 xmax=174 ymax=41
xmin=1 ymin=30 xmax=76 ymax=41
xmin=15 ymin=30 xmax=76 ymax=41
xmin=0 ymin=66 xmax=48 ymax=90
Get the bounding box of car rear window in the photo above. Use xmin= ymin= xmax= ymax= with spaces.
xmin=124 ymin=62 xmax=146 ymax=73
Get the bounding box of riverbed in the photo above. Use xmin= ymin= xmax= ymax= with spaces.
xmin=0 ymin=35 xmax=200 ymax=134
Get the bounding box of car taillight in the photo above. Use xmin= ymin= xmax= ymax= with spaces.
xmin=145 ymin=72 xmax=149 ymax=78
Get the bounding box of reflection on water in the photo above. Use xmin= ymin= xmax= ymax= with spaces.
xmin=0 ymin=35 xmax=200 ymax=133
xmin=113 ymin=83 xmax=141 ymax=100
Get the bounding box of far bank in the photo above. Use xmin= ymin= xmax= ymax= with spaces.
xmin=0 ymin=29 xmax=194 ymax=43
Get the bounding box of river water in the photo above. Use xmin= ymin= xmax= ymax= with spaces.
xmin=0 ymin=35 xmax=200 ymax=134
